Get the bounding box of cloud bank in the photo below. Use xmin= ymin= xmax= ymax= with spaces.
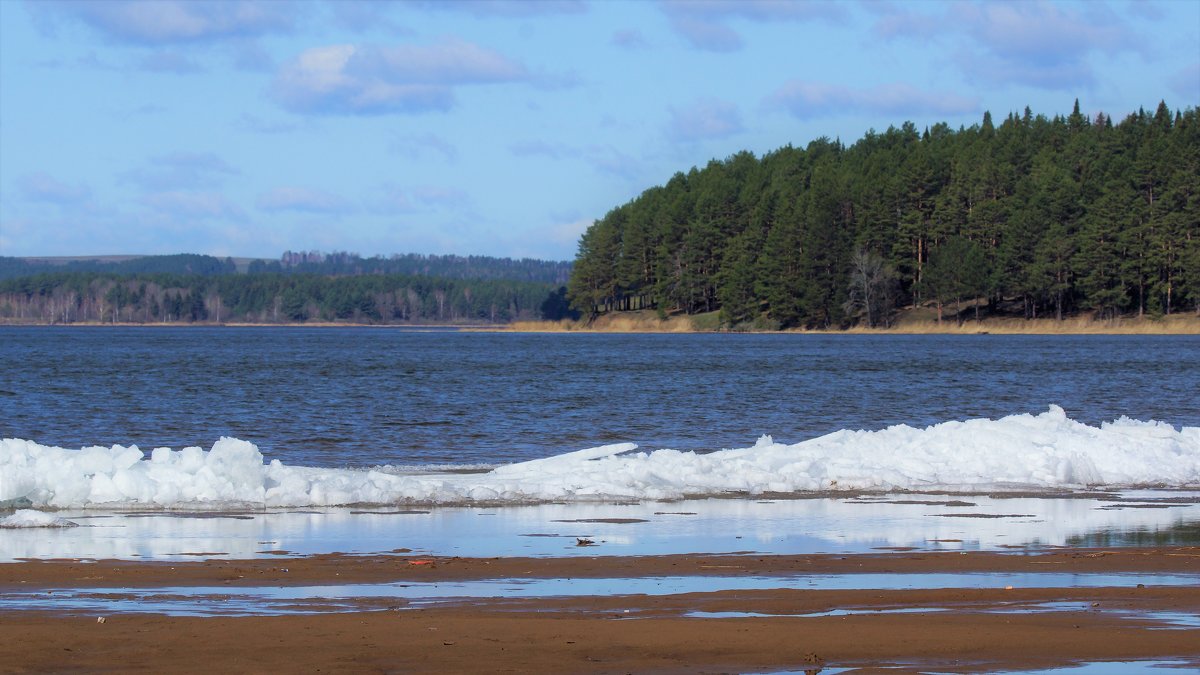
xmin=769 ymin=81 xmax=980 ymax=119
xmin=17 ymin=172 xmax=91 ymax=205
xmin=661 ymin=0 xmax=846 ymax=52
xmin=870 ymin=1 xmax=1141 ymax=90
xmin=668 ymin=98 xmax=744 ymax=141
xmin=39 ymin=0 xmax=296 ymax=45
xmin=271 ymin=40 xmax=528 ymax=115
xmin=121 ymin=152 xmax=239 ymax=191
xmin=409 ymin=0 xmax=587 ymax=18
xmin=257 ymin=186 xmax=351 ymax=214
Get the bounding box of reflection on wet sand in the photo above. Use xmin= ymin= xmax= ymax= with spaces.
xmin=2 ymin=546 xmax=1197 ymax=674
xmin=3 ymin=491 xmax=1200 ymax=562
xmin=3 ymin=492 xmax=1199 ymax=673
xmin=4 ymin=572 xmax=1200 ymax=617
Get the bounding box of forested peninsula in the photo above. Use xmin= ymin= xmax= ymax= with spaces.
xmin=4 ymin=102 xmax=1197 ymax=331
xmin=566 ymin=101 xmax=1199 ymax=330
xmin=0 ymin=253 xmax=573 ymax=325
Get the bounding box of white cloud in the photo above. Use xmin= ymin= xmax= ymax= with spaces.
xmin=39 ymin=0 xmax=296 ymax=45
xmin=956 ymin=2 xmax=1132 ymax=62
xmin=271 ymin=40 xmax=528 ymax=115
xmin=768 ymin=81 xmax=980 ymax=119
xmin=373 ymin=185 xmax=419 ymax=214
xmin=668 ymin=98 xmax=743 ymax=141
xmin=121 ymin=152 xmax=239 ymax=191
xmin=545 ymin=217 xmax=591 ymax=249
xmin=412 ymin=185 xmax=469 ymax=206
xmin=1169 ymin=63 xmax=1200 ymax=101
xmin=235 ymin=114 xmax=298 ymax=135
xmin=869 ymin=1 xmax=1142 ymax=91
xmin=408 ymin=1 xmax=588 ymax=18
xmin=257 ymin=186 xmax=351 ymax=214
xmin=1125 ymin=0 xmax=1166 ymax=21
xmin=374 ymin=183 xmax=471 ymax=214
xmin=509 ymin=140 xmax=581 ymax=160
xmin=584 ymin=145 xmax=642 ymax=181
xmin=17 ymin=172 xmax=91 ymax=205
xmin=660 ymin=0 xmax=846 ymax=52
xmin=494 ymin=216 xmax=591 ymax=261
xmin=506 ymin=140 xmax=647 ymax=182
xmin=389 ymin=133 xmax=460 ymax=162
xmin=669 ymin=15 xmax=742 ymax=52
xmin=325 ymin=1 xmax=412 ymax=33
xmin=0 ymin=215 xmax=128 ymax=256
xmin=611 ymin=29 xmax=649 ymax=49
xmin=866 ymin=2 xmax=941 ymax=41
xmin=231 ymin=42 xmax=275 ymax=71
xmin=956 ymin=2 xmax=1136 ymax=89
xmin=141 ymin=190 xmax=246 ymax=221
xmin=136 ymin=50 xmax=203 ymax=73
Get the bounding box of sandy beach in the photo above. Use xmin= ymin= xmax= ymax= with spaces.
xmin=3 ymin=547 xmax=1197 ymax=673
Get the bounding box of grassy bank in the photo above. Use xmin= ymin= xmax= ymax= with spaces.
xmin=5 ymin=312 xmax=1197 ymax=334
xmin=508 ymin=309 xmax=1200 ymax=335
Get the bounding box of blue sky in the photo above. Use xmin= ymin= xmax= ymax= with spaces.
xmin=1 ymin=0 xmax=1197 ymax=262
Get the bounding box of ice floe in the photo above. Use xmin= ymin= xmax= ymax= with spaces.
xmin=2 ymin=406 xmax=1198 ymax=509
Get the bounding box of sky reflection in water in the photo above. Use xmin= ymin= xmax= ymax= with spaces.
xmin=4 ymin=492 xmax=1198 ymax=562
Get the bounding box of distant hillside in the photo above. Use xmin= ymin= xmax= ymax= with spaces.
xmin=0 ymin=250 xmax=579 ymax=325
xmin=0 ymin=254 xmax=236 ymax=279
xmin=0 ymin=271 xmax=571 ymax=325
xmin=261 ymin=251 xmax=572 ymax=285
xmin=1 ymin=251 xmax=573 ymax=285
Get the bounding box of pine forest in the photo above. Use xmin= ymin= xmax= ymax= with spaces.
xmin=566 ymin=101 xmax=1199 ymax=328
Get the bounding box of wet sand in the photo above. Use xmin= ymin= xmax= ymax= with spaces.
xmin=4 ymin=546 xmax=1200 ymax=586
xmin=2 ymin=547 xmax=1198 ymax=673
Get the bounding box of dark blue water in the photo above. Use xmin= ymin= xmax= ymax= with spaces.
xmin=1 ymin=327 xmax=1197 ymax=467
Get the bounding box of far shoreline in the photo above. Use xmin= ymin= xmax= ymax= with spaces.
xmin=2 ymin=311 xmax=1198 ymax=335
xmin=499 ymin=310 xmax=1200 ymax=335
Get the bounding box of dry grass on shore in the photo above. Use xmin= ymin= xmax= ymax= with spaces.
xmin=509 ymin=312 xmax=698 ymax=333
xmin=8 ymin=309 xmax=1198 ymax=334
xmin=862 ymin=304 xmax=1200 ymax=335
xmin=842 ymin=316 xmax=1200 ymax=335
xmin=507 ymin=308 xmax=1200 ymax=335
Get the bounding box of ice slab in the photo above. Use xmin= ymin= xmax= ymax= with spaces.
xmin=3 ymin=407 xmax=1198 ymax=509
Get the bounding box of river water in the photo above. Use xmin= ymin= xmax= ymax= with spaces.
xmin=3 ymin=327 xmax=1200 ymax=561
xmin=3 ymin=327 xmax=1197 ymax=468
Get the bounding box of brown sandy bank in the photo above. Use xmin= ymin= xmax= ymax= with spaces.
xmin=3 ymin=547 xmax=1199 ymax=587
xmin=2 ymin=548 xmax=1198 ymax=673
xmin=4 ymin=594 xmax=1198 ymax=674
xmin=508 ymin=309 xmax=1200 ymax=334
xmin=6 ymin=311 xmax=1197 ymax=333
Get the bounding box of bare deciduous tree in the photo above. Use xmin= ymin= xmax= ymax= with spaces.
xmin=844 ymin=250 xmax=898 ymax=328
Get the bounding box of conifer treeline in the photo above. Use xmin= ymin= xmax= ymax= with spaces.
xmin=567 ymin=101 xmax=1199 ymax=328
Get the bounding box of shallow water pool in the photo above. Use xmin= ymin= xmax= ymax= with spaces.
xmin=4 ymin=572 xmax=1196 ymax=617
xmin=3 ymin=492 xmax=1198 ymax=562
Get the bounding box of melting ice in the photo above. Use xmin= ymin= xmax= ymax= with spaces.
xmin=2 ymin=406 xmax=1198 ymax=509
xmin=0 ymin=509 xmax=78 ymax=528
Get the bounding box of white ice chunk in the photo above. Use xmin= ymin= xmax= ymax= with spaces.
xmin=0 ymin=509 xmax=78 ymax=528
xmin=2 ymin=406 xmax=1198 ymax=509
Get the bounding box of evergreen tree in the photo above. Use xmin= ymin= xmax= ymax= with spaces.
xmin=922 ymin=237 xmax=990 ymax=324
xmin=562 ymin=100 xmax=1197 ymax=327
